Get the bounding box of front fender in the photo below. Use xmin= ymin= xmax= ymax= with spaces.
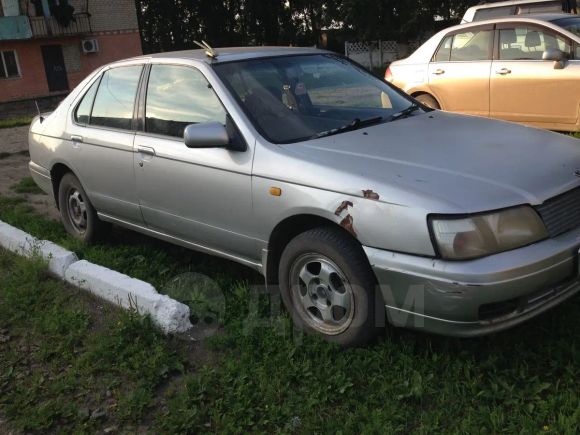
xmin=251 ymin=176 xmax=436 ymax=257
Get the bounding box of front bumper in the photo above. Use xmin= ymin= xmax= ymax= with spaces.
xmin=365 ymin=225 xmax=580 ymax=337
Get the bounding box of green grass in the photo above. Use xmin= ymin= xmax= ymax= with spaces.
xmin=0 ymin=116 xmax=33 ymax=129
xmin=0 ymin=195 xmax=579 ymax=433
xmin=0 ymin=249 xmax=184 ymax=433
xmin=11 ymin=176 xmax=45 ymax=195
xmin=573 ymin=132 xmax=580 ymax=139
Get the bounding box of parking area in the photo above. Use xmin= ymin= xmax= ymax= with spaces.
xmin=0 ymin=126 xmax=60 ymax=221
xmin=1 ymin=0 xmax=579 ymax=432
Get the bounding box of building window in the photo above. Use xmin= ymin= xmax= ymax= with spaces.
xmin=0 ymin=51 xmax=20 ymax=79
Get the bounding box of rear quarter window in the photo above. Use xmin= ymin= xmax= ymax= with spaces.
xmin=74 ymin=78 xmax=100 ymax=125
xmin=433 ymin=36 xmax=453 ymax=62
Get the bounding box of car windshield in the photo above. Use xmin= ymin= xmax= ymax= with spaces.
xmin=214 ymin=54 xmax=419 ymax=144
xmin=553 ymin=17 xmax=580 ymax=37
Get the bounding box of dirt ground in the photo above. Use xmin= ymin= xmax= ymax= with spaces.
xmin=0 ymin=126 xmax=60 ymax=221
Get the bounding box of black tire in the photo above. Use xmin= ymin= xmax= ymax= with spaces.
xmin=279 ymin=226 xmax=378 ymax=347
xmin=415 ymin=93 xmax=440 ymax=110
xmin=58 ymin=173 xmax=109 ymax=243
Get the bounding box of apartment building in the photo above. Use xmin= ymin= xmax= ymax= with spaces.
xmin=0 ymin=0 xmax=142 ymax=104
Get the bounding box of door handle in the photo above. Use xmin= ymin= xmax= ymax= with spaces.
xmin=495 ymin=68 xmax=512 ymax=75
xmin=137 ymin=146 xmax=156 ymax=156
xmin=432 ymin=69 xmax=445 ymax=75
xmin=70 ymin=135 xmax=83 ymax=143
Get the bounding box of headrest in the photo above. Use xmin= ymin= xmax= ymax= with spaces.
xmin=525 ymin=31 xmax=542 ymax=48
xmin=501 ymin=29 xmax=517 ymax=44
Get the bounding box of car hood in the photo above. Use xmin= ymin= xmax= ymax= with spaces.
xmin=260 ymin=111 xmax=580 ymax=214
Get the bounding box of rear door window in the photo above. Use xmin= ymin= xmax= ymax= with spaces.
xmin=90 ymin=66 xmax=143 ymax=130
xmin=449 ymin=29 xmax=494 ymax=61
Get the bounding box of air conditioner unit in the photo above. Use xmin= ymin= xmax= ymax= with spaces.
xmin=82 ymin=39 xmax=99 ymax=54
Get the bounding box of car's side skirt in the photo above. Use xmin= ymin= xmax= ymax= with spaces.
xmin=97 ymin=212 xmax=264 ymax=274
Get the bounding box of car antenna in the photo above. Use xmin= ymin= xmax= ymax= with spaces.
xmin=194 ymin=40 xmax=218 ymax=59
xmin=34 ymin=100 xmax=44 ymax=123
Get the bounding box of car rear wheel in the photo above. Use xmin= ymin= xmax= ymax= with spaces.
xmin=415 ymin=93 xmax=440 ymax=110
xmin=279 ymin=226 xmax=378 ymax=347
xmin=58 ymin=173 xmax=109 ymax=243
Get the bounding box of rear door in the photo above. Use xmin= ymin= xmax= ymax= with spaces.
xmin=490 ymin=23 xmax=579 ymax=126
xmin=66 ymin=64 xmax=145 ymax=223
xmin=427 ymin=25 xmax=494 ymax=117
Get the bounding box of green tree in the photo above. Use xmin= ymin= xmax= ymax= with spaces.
xmin=134 ymin=0 xmax=482 ymax=53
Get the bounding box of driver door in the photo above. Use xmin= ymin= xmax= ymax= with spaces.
xmin=490 ymin=24 xmax=580 ymax=127
xmin=134 ymin=63 xmax=257 ymax=261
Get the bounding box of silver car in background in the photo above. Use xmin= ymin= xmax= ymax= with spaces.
xmin=29 ymin=47 xmax=580 ymax=346
xmin=461 ymin=0 xmax=575 ymax=23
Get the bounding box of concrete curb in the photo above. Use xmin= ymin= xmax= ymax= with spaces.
xmin=0 ymin=219 xmax=193 ymax=334
xmin=0 ymin=220 xmax=78 ymax=278
xmin=65 ymin=261 xmax=192 ymax=334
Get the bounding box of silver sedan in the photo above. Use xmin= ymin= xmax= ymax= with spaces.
xmin=29 ymin=47 xmax=580 ymax=346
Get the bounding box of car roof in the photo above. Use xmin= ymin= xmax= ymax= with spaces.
xmin=441 ymin=13 xmax=575 ymax=32
xmin=517 ymin=12 xmax=579 ymax=21
xmin=124 ymin=46 xmax=327 ymax=65
xmin=466 ymin=0 xmax=559 ymax=11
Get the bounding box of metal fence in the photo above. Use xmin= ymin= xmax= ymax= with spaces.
xmin=345 ymin=39 xmax=426 ymax=69
xmin=345 ymin=40 xmax=399 ymax=69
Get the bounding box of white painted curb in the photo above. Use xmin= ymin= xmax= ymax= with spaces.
xmin=0 ymin=219 xmax=193 ymax=334
xmin=65 ymin=261 xmax=192 ymax=334
xmin=0 ymin=220 xmax=78 ymax=278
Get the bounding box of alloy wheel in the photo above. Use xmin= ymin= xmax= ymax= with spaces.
xmin=290 ymin=254 xmax=355 ymax=335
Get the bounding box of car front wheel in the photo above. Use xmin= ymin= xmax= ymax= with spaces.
xmin=279 ymin=226 xmax=378 ymax=347
xmin=58 ymin=173 xmax=109 ymax=243
xmin=415 ymin=93 xmax=440 ymax=110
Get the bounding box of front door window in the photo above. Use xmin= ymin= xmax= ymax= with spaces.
xmin=145 ymin=65 xmax=227 ymax=138
xmin=499 ymin=27 xmax=572 ymax=60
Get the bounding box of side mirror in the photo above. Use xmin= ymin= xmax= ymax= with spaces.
xmin=542 ymin=48 xmax=566 ymax=69
xmin=184 ymin=122 xmax=230 ymax=149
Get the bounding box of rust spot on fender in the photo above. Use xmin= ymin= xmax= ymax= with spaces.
xmin=340 ymin=214 xmax=357 ymax=237
xmin=335 ymin=200 xmax=354 ymax=216
xmin=362 ymin=190 xmax=380 ymax=201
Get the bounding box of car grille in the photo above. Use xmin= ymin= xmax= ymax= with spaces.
xmin=535 ymin=186 xmax=580 ymax=238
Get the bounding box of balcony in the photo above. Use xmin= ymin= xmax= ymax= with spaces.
xmin=0 ymin=13 xmax=91 ymax=41
xmin=29 ymin=13 xmax=92 ymax=38
xmin=0 ymin=15 xmax=32 ymax=40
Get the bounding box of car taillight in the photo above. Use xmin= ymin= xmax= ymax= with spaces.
xmin=385 ymin=67 xmax=393 ymax=82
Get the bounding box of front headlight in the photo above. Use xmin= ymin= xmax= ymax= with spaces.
xmin=429 ymin=206 xmax=548 ymax=260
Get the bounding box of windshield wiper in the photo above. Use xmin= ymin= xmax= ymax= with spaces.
xmin=390 ymin=103 xmax=422 ymax=122
xmin=314 ymin=116 xmax=384 ymax=139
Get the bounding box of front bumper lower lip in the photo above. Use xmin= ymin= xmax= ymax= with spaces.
xmin=382 ymin=280 xmax=579 ymax=337
xmin=365 ymin=225 xmax=580 ymax=337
